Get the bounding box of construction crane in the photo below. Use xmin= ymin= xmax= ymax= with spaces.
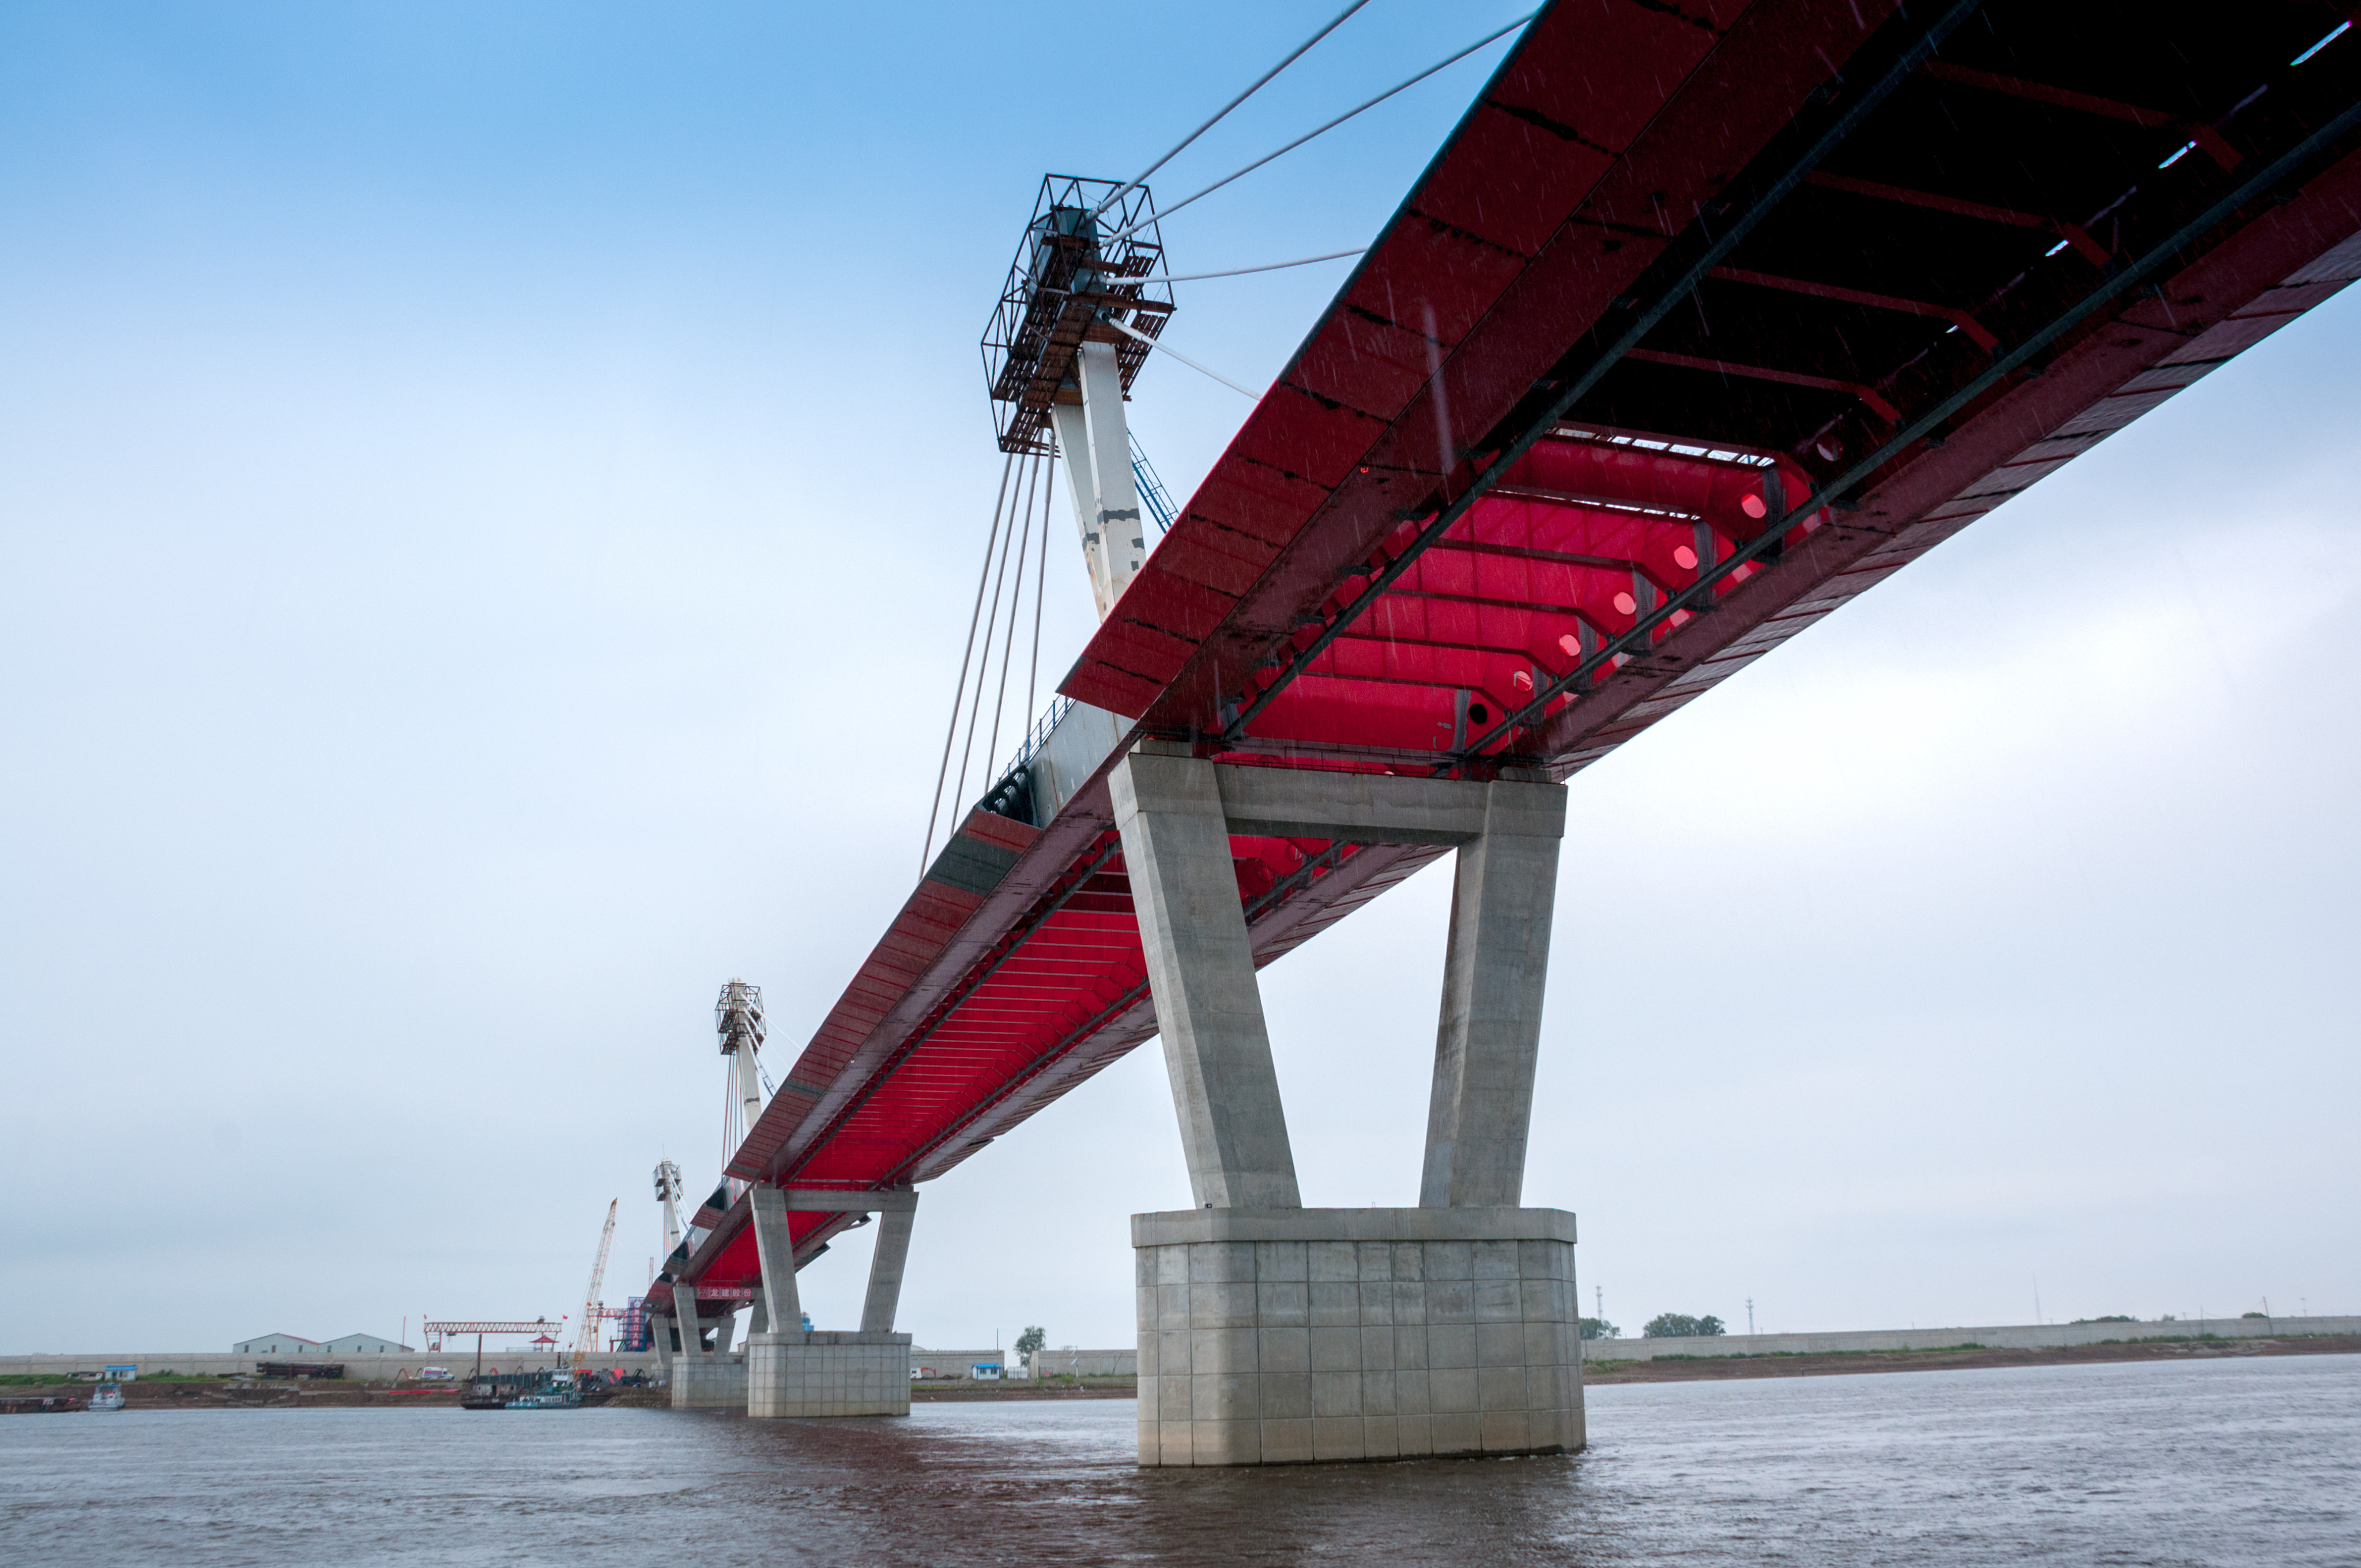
xmin=571 ymin=1198 xmax=618 ymax=1370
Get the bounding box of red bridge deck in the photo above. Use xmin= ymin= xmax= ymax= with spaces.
xmin=661 ymin=0 xmax=2361 ymax=1301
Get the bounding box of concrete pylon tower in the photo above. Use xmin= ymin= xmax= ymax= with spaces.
xmin=716 ymin=979 xmax=765 ymax=1180
xmin=653 ymin=1159 xmax=684 ymax=1258
xmin=1052 ymin=341 xmax=1147 ymax=620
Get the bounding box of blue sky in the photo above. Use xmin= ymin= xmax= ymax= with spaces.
xmin=3 ymin=2 xmax=2356 ymax=1356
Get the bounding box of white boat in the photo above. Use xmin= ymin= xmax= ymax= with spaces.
xmin=88 ymin=1383 xmax=125 ymax=1412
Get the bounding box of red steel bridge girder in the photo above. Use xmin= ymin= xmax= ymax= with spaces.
xmin=662 ymin=0 xmax=2361 ymax=1302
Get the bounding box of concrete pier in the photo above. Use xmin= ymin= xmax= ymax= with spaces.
xmin=669 ymin=1351 xmax=748 ymax=1408
xmin=1112 ymin=746 xmax=1578 ymax=1467
xmin=1134 ymin=1207 xmax=1582 ymax=1465
xmin=666 ymin=1283 xmax=748 ymax=1408
xmin=740 ymin=1185 xmax=920 ymax=1418
xmin=745 ymin=1331 xmax=912 ymax=1417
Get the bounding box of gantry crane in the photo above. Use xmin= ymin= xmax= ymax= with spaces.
xmin=570 ymin=1198 xmax=617 ymax=1369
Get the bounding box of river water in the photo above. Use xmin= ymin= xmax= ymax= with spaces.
xmin=4 ymin=1356 xmax=2355 ymax=1565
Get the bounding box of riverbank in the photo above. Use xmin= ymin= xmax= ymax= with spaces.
xmin=14 ymin=1338 xmax=2352 ymax=1412
xmin=913 ymin=1378 xmax=1136 ymax=1402
xmin=1579 ymin=1311 xmax=2361 ymax=1361
xmin=0 ymin=1378 xmax=673 ymax=1411
xmin=1581 ymin=1333 xmax=2361 ymax=1384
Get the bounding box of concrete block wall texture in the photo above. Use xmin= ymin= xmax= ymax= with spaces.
xmin=1577 ymin=1314 xmax=2361 ymax=1360
xmin=745 ymin=1332 xmax=913 ymax=1418
xmin=668 ymin=1352 xmax=747 ymax=1409
xmin=1133 ymin=1207 xmax=1583 ymax=1467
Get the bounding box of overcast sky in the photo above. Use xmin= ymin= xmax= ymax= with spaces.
xmin=4 ymin=2 xmax=2356 ymax=1359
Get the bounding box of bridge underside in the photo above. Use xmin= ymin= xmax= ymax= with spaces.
xmin=657 ymin=0 xmax=2361 ymax=1379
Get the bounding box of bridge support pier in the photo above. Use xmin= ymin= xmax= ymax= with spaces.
xmin=666 ymin=1284 xmax=748 ymax=1409
xmin=1112 ymin=746 xmax=1581 ymax=1466
xmin=1132 ymin=1207 xmax=1581 ymax=1465
xmin=744 ymin=1186 xmax=917 ymax=1418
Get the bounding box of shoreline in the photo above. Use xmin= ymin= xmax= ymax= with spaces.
xmin=10 ymin=1338 xmax=2352 ymax=1411
xmin=1581 ymin=1333 xmax=2361 ymax=1384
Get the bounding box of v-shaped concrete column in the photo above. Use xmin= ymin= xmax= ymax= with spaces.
xmin=1419 ymin=778 xmax=1567 ymax=1208
xmin=1112 ymin=747 xmax=1302 ymax=1209
xmin=748 ymin=1185 xmax=801 ymax=1331
xmin=860 ymin=1204 xmax=917 ymax=1333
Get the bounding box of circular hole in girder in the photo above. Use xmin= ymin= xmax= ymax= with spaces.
xmin=1613 ymin=591 xmax=1637 ymax=616
xmin=1558 ymin=633 xmax=1581 ymax=658
xmin=1673 ymin=544 xmax=1699 ymax=570
xmin=1468 ymin=702 xmax=1490 ymax=724
xmin=1741 ymin=494 xmax=1769 ymax=519
xmin=1512 ymin=670 xmax=1534 ymax=692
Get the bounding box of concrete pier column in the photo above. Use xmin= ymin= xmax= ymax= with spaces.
xmin=666 ymin=1281 xmax=748 ymax=1408
xmin=710 ymin=1309 xmax=736 ymax=1355
xmin=750 ymin=1186 xmax=803 ymax=1331
xmin=860 ymin=1200 xmax=918 ymax=1335
xmin=1420 ymin=779 xmax=1568 ymax=1208
xmin=747 ymin=1290 xmax=769 ymax=1337
xmin=1111 ymin=747 xmax=1302 ymax=1210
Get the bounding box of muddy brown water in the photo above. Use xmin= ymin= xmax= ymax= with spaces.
xmin=3 ymin=1354 xmax=2353 ymax=1565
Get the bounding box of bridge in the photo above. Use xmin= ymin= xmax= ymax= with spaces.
xmin=641 ymin=0 xmax=2361 ymax=1465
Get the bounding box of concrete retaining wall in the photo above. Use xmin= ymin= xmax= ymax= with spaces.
xmin=1031 ymin=1348 xmax=1138 ymax=1377
xmin=1579 ymin=1314 xmax=2361 ymax=1361
xmin=909 ymin=1347 xmax=1005 ymax=1379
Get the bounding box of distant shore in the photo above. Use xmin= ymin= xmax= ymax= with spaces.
xmin=11 ymin=1338 xmax=2352 ymax=1412
xmin=1581 ymin=1333 xmax=2361 ymax=1384
xmin=0 ymin=1378 xmax=672 ymax=1411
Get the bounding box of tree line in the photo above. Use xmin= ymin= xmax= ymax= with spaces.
xmin=1579 ymin=1313 xmax=1727 ymax=1340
